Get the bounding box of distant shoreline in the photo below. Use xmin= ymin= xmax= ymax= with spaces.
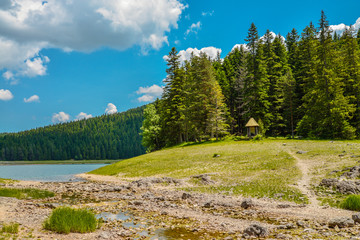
xmin=0 ymin=160 xmax=120 ymax=165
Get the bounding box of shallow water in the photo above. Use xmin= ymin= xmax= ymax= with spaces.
xmin=0 ymin=164 xmax=106 ymax=182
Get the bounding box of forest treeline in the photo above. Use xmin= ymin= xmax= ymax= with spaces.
xmin=141 ymin=11 xmax=360 ymax=151
xmin=0 ymin=106 xmax=146 ymax=161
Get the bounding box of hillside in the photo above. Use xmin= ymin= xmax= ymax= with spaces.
xmin=91 ymin=139 xmax=360 ymax=204
xmin=0 ymin=106 xmax=146 ymax=161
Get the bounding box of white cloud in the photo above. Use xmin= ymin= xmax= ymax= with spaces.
xmin=52 ymin=111 xmax=70 ymax=123
xmin=201 ymin=11 xmax=214 ymax=17
xmin=330 ymin=18 xmax=360 ymax=36
xmin=166 ymin=46 xmax=221 ymax=64
xmin=0 ymin=0 xmax=185 ymax=78
xmin=259 ymin=31 xmax=285 ymax=43
xmin=75 ymin=112 xmax=93 ymax=120
xmin=138 ymin=95 xmax=156 ymax=102
xmin=24 ymin=94 xmax=39 ymax=103
xmin=0 ymin=89 xmax=13 ymax=101
xmin=136 ymin=84 xmax=163 ymax=102
xmin=105 ymin=103 xmax=117 ymax=114
xmin=137 ymin=84 xmax=163 ymax=96
xmin=3 ymin=71 xmax=13 ymax=80
xmin=0 ymin=38 xmax=49 ymax=82
xmin=185 ymin=21 xmax=201 ymax=35
xmin=231 ymin=44 xmax=249 ymax=52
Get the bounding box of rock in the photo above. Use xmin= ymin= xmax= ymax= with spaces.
xmin=328 ymin=217 xmax=355 ymax=228
xmin=336 ymin=181 xmax=360 ymax=194
xmin=277 ymin=204 xmax=291 ymax=208
xmin=296 ymin=220 xmax=307 ymax=228
xmin=352 ymin=213 xmax=360 ymax=223
xmin=44 ymin=203 xmax=59 ymax=209
xmin=243 ymin=224 xmax=269 ymax=238
xmin=132 ymin=200 xmax=143 ymax=206
xmin=203 ymin=201 xmax=213 ymax=208
xmin=241 ymin=199 xmax=254 ymax=209
xmin=98 ymin=231 xmax=111 ymax=239
xmin=181 ymin=192 xmax=192 ymax=200
xmin=192 ymin=174 xmax=216 ymax=185
xmin=342 ymin=166 xmax=360 ymax=179
xmin=296 ymin=151 xmax=308 ymax=154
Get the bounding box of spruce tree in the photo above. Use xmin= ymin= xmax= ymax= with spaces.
xmin=339 ymin=27 xmax=360 ymax=134
xmin=161 ymin=47 xmax=186 ymax=144
xmin=244 ymin=24 xmax=271 ymax=132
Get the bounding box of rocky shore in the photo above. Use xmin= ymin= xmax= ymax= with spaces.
xmin=0 ymin=174 xmax=359 ymax=239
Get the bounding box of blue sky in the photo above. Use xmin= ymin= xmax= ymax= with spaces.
xmin=1 ymin=0 xmax=360 ymax=133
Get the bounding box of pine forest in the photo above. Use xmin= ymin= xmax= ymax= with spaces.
xmin=0 ymin=106 xmax=146 ymax=161
xmin=141 ymin=11 xmax=360 ymax=151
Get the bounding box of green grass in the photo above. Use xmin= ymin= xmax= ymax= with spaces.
xmin=0 ymin=188 xmax=54 ymax=199
xmin=0 ymin=178 xmax=16 ymax=184
xmin=91 ymin=139 xmax=307 ymax=202
xmin=1 ymin=223 xmax=19 ymax=234
xmin=340 ymin=195 xmax=360 ymax=211
xmin=90 ymin=139 xmax=360 ymax=204
xmin=43 ymin=207 xmax=98 ymax=234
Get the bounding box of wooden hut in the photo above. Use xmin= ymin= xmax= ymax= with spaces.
xmin=245 ymin=118 xmax=259 ymax=138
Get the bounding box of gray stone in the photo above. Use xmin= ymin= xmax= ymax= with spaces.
xmin=328 ymin=217 xmax=355 ymax=228
xmin=192 ymin=174 xmax=216 ymax=185
xmin=277 ymin=204 xmax=291 ymax=208
xmin=243 ymin=224 xmax=269 ymax=238
xmin=320 ymin=178 xmax=339 ymax=187
xmin=181 ymin=192 xmax=192 ymax=200
xmin=203 ymin=201 xmax=213 ymax=208
xmin=336 ymin=181 xmax=360 ymax=194
xmin=98 ymin=231 xmax=111 ymax=239
xmin=352 ymin=213 xmax=360 ymax=223
xmin=296 ymin=151 xmax=308 ymax=154
xmin=241 ymin=199 xmax=254 ymax=209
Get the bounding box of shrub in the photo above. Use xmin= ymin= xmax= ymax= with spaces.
xmin=1 ymin=222 xmax=19 ymax=234
xmin=252 ymin=134 xmax=263 ymax=141
xmin=43 ymin=207 xmax=98 ymax=234
xmin=340 ymin=195 xmax=360 ymax=211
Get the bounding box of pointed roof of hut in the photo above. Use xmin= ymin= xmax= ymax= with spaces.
xmin=245 ymin=118 xmax=259 ymax=127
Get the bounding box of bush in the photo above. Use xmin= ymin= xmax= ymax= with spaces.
xmin=340 ymin=195 xmax=360 ymax=211
xmin=43 ymin=207 xmax=98 ymax=234
xmin=1 ymin=222 xmax=19 ymax=234
xmin=252 ymin=134 xmax=263 ymax=141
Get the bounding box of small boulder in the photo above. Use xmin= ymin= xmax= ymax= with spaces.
xmin=352 ymin=213 xmax=360 ymax=224
xmin=181 ymin=192 xmax=192 ymax=200
xmin=203 ymin=201 xmax=213 ymax=208
xmin=243 ymin=224 xmax=269 ymax=238
xmin=241 ymin=199 xmax=255 ymax=209
xmin=296 ymin=151 xmax=308 ymax=154
xmin=328 ymin=217 xmax=354 ymax=228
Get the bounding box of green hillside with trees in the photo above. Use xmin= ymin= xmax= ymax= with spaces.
xmin=0 ymin=106 xmax=146 ymax=161
xmin=141 ymin=11 xmax=360 ymax=152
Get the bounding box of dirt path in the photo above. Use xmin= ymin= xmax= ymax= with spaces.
xmin=288 ymin=151 xmax=320 ymax=207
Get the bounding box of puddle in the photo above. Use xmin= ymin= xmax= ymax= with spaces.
xmin=96 ymin=212 xmax=224 ymax=239
xmin=96 ymin=211 xmax=130 ymax=222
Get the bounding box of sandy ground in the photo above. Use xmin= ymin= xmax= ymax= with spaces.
xmin=0 ymin=170 xmax=359 ymax=239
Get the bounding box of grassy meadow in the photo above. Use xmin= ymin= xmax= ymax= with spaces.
xmin=0 ymin=188 xmax=54 ymax=199
xmin=91 ymin=139 xmax=360 ymax=204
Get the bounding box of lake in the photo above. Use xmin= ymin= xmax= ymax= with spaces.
xmin=0 ymin=164 xmax=106 ymax=182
